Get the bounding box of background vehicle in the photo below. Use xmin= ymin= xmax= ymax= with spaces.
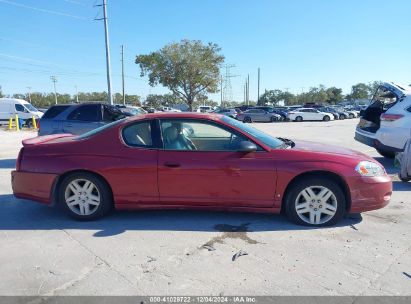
xmin=236 ymin=108 xmax=282 ymax=122
xmin=196 ymin=105 xmax=214 ymax=113
xmin=162 ymin=106 xmax=181 ymax=112
xmin=287 ymin=108 xmax=334 ymax=122
xmin=319 ymin=107 xmax=348 ymax=120
xmin=355 ymin=82 xmax=411 ymax=158
xmin=0 ymin=98 xmax=43 ymax=126
xmin=38 ymin=103 xmax=127 ymax=135
xmin=253 ymin=106 xmax=287 ymax=121
xmin=212 ymin=108 xmax=238 ymax=119
xmin=116 ymin=105 xmax=147 ymax=116
xmin=12 ymin=113 xmax=391 ymax=227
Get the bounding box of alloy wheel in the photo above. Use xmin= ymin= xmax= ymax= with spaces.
xmin=64 ymin=179 xmax=101 ymax=216
xmin=294 ymin=185 xmax=337 ymax=225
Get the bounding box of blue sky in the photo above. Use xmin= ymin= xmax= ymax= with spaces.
xmin=0 ymin=0 xmax=410 ymax=102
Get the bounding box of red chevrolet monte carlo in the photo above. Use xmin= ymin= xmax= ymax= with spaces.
xmin=11 ymin=113 xmax=392 ymax=226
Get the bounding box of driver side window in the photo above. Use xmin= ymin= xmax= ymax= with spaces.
xmin=160 ymin=119 xmax=250 ymax=151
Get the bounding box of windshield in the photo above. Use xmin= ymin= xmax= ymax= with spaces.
xmin=77 ymin=119 xmax=125 ymax=140
xmin=24 ymin=103 xmax=38 ymax=112
xmin=222 ymin=116 xmax=283 ymax=149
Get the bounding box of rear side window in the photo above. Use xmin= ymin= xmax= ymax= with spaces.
xmin=122 ymin=121 xmax=153 ymax=147
xmin=68 ymin=104 xmax=100 ymax=121
xmin=42 ymin=105 xmax=70 ymax=119
xmin=103 ymin=105 xmax=126 ymax=122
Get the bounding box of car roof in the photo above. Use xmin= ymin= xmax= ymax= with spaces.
xmin=124 ymin=112 xmax=224 ymax=122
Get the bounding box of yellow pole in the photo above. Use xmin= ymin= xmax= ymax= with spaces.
xmin=15 ymin=114 xmax=20 ymax=131
xmin=8 ymin=117 xmax=12 ymax=130
xmin=32 ymin=116 xmax=38 ymax=129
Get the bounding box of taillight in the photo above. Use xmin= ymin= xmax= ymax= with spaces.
xmin=16 ymin=148 xmax=24 ymax=171
xmin=380 ymin=113 xmax=404 ymax=121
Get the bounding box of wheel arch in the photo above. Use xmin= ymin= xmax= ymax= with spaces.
xmin=51 ymin=169 xmax=114 ymax=206
xmin=281 ymin=170 xmax=351 ymax=213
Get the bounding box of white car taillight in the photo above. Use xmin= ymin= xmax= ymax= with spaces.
xmin=380 ymin=113 xmax=404 ymax=121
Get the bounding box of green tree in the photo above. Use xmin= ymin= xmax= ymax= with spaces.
xmin=349 ymin=83 xmax=370 ymax=100
xmin=325 ymin=87 xmax=343 ymax=104
xmin=259 ymin=89 xmax=283 ymax=105
xmin=0 ymin=86 xmax=3 ymax=98
xmin=136 ymin=39 xmax=225 ymax=111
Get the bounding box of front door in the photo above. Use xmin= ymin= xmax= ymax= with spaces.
xmin=157 ymin=119 xmax=277 ymax=207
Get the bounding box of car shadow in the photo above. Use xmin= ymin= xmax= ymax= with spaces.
xmin=0 ymin=159 xmax=16 ymax=169
xmin=0 ymin=194 xmax=362 ymax=237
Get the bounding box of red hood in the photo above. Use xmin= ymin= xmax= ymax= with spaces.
xmin=22 ymin=134 xmax=75 ymax=147
xmin=291 ymin=140 xmax=372 ymax=160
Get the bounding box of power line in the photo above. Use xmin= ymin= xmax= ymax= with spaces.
xmin=0 ymin=0 xmax=89 ymax=20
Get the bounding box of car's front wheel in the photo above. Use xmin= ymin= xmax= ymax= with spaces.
xmin=285 ymin=178 xmax=345 ymax=226
xmin=243 ymin=116 xmax=252 ymax=123
xmin=348 ymin=113 xmax=354 ymax=119
xmin=295 ymin=116 xmax=303 ymax=122
xmin=59 ymin=172 xmax=113 ymax=220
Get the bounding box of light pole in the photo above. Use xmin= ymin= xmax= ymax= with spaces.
xmin=26 ymin=86 xmax=32 ymax=103
xmin=50 ymin=76 xmax=58 ymax=104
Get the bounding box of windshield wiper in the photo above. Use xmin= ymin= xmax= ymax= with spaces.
xmin=277 ymin=137 xmax=295 ymax=149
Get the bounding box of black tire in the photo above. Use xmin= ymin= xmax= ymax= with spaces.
xmin=348 ymin=113 xmax=354 ymax=119
xmin=399 ymin=175 xmax=411 ymax=182
xmin=284 ymin=177 xmax=346 ymax=227
xmin=295 ymin=116 xmax=303 ymax=122
xmin=339 ymin=114 xmax=345 ymax=120
xmin=243 ymin=116 xmax=252 ymax=123
xmin=323 ymin=115 xmax=330 ymax=122
xmin=59 ymin=172 xmax=113 ymax=221
xmin=376 ymin=148 xmax=395 ymax=159
xmin=270 ymin=116 xmax=277 ymax=122
xmin=25 ymin=119 xmax=33 ymax=128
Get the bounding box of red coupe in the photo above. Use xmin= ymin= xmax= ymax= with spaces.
xmin=11 ymin=113 xmax=392 ymax=226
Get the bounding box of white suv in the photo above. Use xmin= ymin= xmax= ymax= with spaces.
xmin=355 ymin=82 xmax=411 ymax=158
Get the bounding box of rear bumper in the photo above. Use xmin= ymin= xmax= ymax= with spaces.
xmin=355 ymin=130 xmax=402 ymax=153
xmin=11 ymin=171 xmax=57 ymax=205
xmin=349 ymin=175 xmax=392 ymax=213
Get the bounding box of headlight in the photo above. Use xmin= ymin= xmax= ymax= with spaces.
xmin=355 ymin=161 xmax=385 ymax=177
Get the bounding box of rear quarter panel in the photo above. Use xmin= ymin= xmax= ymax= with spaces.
xmin=21 ymin=127 xmax=159 ymax=205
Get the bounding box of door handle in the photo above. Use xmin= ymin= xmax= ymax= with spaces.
xmin=163 ymin=161 xmax=181 ymax=168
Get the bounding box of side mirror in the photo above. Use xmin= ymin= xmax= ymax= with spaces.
xmin=237 ymin=141 xmax=257 ymax=153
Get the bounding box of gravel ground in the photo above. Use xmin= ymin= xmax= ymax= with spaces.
xmin=0 ymin=120 xmax=410 ymax=296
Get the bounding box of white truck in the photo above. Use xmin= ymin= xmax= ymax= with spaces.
xmin=0 ymin=98 xmax=43 ymax=126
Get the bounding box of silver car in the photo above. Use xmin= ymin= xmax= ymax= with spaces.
xmin=38 ymin=103 xmax=127 ymax=136
xmin=236 ymin=108 xmax=281 ymax=123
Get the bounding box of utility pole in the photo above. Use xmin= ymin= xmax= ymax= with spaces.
xmin=248 ymin=77 xmax=250 ymax=105
xmin=26 ymin=86 xmax=32 ymax=103
xmin=50 ymin=76 xmax=58 ymax=104
xmin=220 ymin=75 xmax=223 ymax=107
xmin=95 ymin=0 xmax=113 ymax=105
xmin=121 ymin=45 xmax=125 ymax=105
xmin=75 ymin=85 xmax=79 ymax=103
xmin=257 ymin=68 xmax=260 ymax=105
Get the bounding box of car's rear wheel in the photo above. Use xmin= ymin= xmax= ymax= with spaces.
xmin=376 ymin=148 xmax=395 ymax=159
xmin=270 ymin=116 xmax=277 ymax=122
xmin=339 ymin=114 xmax=345 ymax=120
xmin=295 ymin=116 xmax=303 ymax=122
xmin=323 ymin=115 xmax=330 ymax=122
xmin=285 ymin=178 xmax=345 ymax=226
xmin=243 ymin=116 xmax=252 ymax=123
xmin=59 ymin=172 xmax=112 ymax=221
xmin=348 ymin=113 xmax=354 ymax=119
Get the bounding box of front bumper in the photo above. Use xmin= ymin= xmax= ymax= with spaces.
xmin=11 ymin=171 xmax=57 ymax=205
xmin=349 ymin=175 xmax=392 ymax=213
